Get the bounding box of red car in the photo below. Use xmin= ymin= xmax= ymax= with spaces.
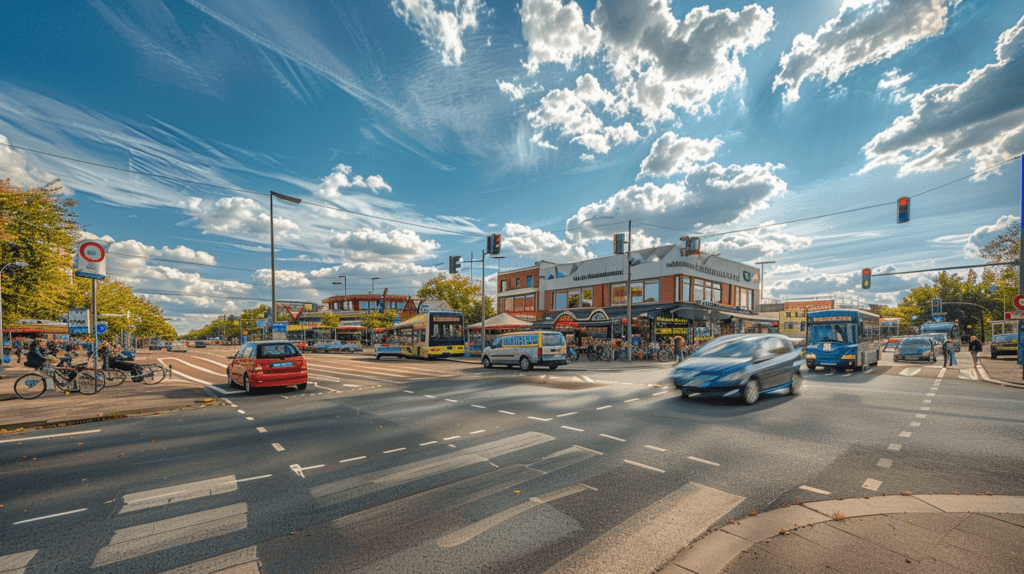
xmin=227 ymin=341 xmax=307 ymax=394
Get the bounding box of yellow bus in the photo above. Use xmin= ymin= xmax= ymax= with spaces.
xmin=377 ymin=311 xmax=465 ymax=359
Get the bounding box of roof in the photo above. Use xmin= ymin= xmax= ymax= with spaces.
xmin=468 ymin=312 xmax=534 ymax=330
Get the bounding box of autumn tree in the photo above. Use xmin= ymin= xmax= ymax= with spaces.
xmin=361 ymin=309 xmax=398 ymax=330
xmin=416 ymin=274 xmax=495 ymax=324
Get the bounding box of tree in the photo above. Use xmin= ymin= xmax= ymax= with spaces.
xmin=416 ymin=274 xmax=495 ymax=324
xmin=361 ymin=309 xmax=398 ymax=330
xmin=240 ymin=305 xmax=269 ymax=333
xmin=320 ymin=313 xmax=340 ymax=338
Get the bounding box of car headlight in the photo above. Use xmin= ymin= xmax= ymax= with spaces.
xmin=805 ymin=354 xmax=816 ymax=360
xmin=721 ymin=370 xmax=746 ymax=382
xmin=841 ymin=354 xmax=856 ymax=360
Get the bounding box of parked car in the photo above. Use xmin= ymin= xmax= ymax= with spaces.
xmin=312 ymin=341 xmax=357 ymax=353
xmin=193 ymin=340 xmax=207 ymax=348
xmin=168 ymin=341 xmax=187 ymax=353
xmin=227 ymin=341 xmax=307 ymax=394
xmin=991 ymin=334 xmax=1018 ymax=359
xmin=481 ymin=331 xmax=567 ymax=371
xmin=148 ymin=340 xmax=167 ymax=351
xmin=893 ymin=337 xmax=937 ymax=362
xmin=670 ymin=333 xmax=803 ymax=405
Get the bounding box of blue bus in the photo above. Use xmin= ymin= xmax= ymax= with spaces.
xmin=805 ymin=309 xmax=882 ymax=371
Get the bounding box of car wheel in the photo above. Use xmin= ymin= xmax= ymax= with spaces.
xmin=788 ymin=372 xmax=802 ymax=395
xmin=519 ymin=357 xmax=533 ymax=371
xmin=991 ymin=354 xmax=997 ymax=360
xmin=548 ymin=365 xmax=558 ymax=370
xmin=227 ymin=368 xmax=236 ymax=387
xmin=297 ymin=382 xmax=307 ymax=391
xmin=482 ymin=356 xmax=493 ymax=368
xmin=244 ymin=375 xmax=253 ymax=395
xmin=742 ymin=378 xmax=760 ymax=405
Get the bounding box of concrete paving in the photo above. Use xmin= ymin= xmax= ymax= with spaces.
xmin=659 ymin=495 xmax=1024 ymax=574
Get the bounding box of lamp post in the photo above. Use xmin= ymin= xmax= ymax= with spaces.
xmin=0 ymin=261 xmax=29 ymax=379
xmin=492 ymin=256 xmax=505 ymax=310
xmin=269 ymin=191 xmax=302 ymax=327
xmin=755 ymin=260 xmax=775 ymax=310
xmin=370 ymin=277 xmax=380 ymax=294
xmin=332 ymin=275 xmax=347 ymax=310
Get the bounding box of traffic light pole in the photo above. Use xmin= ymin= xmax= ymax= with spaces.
xmin=626 ymin=220 xmax=632 ymax=362
xmin=481 ymin=251 xmax=486 ymax=352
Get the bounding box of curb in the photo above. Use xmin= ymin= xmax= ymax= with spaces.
xmin=0 ymin=398 xmax=220 ymax=434
xmin=660 ymin=494 xmax=1024 ymax=574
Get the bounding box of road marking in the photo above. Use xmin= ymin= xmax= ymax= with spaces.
xmin=472 ymin=405 xmax=486 ymax=409
xmin=424 ymin=395 xmax=436 ymax=398
xmin=910 ymin=422 xmax=921 ymax=426
xmin=419 ymin=441 xmax=437 ymax=446
xmin=470 ymin=430 xmax=486 ymax=434
xmin=498 ymin=410 xmax=515 ymax=415
xmin=339 ymin=456 xmax=366 ymax=464
xmin=900 ymin=431 xmax=912 ymax=437
xmin=841 ymin=372 xmax=852 ymax=377
xmin=0 ymin=428 xmax=101 ymax=444
xmin=926 ymin=392 xmax=936 ymax=396
xmin=645 ymin=445 xmax=668 ymax=453
xmin=489 ymin=462 xmax=499 ymax=468
xmin=231 ymin=475 xmax=272 ymax=483
xmin=442 ymin=436 xmax=461 ymax=441
xmin=888 ymin=444 xmax=902 ymax=451
xmin=403 ymin=390 xmax=415 ymax=394
xmin=900 ymin=368 xmax=921 ymax=376
xmin=256 ymin=427 xmax=267 ymax=433
xmin=122 ymin=476 xmax=237 ymax=513
xmin=13 ymin=508 xmax=87 ymax=525
xmin=653 ymin=390 xmax=668 ymax=396
xmin=237 ymin=409 xmax=245 ymax=414
xmin=159 ymin=545 xmax=260 ymax=574
xmin=92 ymin=503 xmax=247 ymax=567
xmin=343 ymin=384 xmax=362 ymax=387
xmin=877 ymin=458 xmax=893 ymax=468
xmin=623 ymin=459 xmax=665 ymax=473
xmin=290 ymin=464 xmax=325 ymax=478
xmin=383 ymin=447 xmax=407 ymax=454
xmin=445 ymin=399 xmax=458 ymax=403
xmin=596 ymin=405 xmax=613 ymax=410
xmin=245 ymin=417 xmax=254 ymax=421
xmin=862 ymin=478 xmax=882 ymax=491
xmin=528 ymin=416 xmax=552 ymax=421
xmin=938 ymin=367 xmax=947 ymax=378
xmin=923 ymin=399 xmax=932 ymax=403
xmin=0 ymin=549 xmax=38 ymax=572
xmin=574 ymin=445 xmax=604 ymax=456
xmin=556 ymin=412 xmax=577 ymax=417
xmin=600 ymin=434 xmax=626 ymax=442
xmin=561 ymin=426 xmax=584 ymax=432
xmin=271 ymin=443 xmax=285 ymax=452
xmin=799 ymin=485 xmax=831 ymax=495
xmin=687 ymin=456 xmax=720 ymax=466
xmin=624 ymin=398 xmax=639 ymax=403
xmin=581 ymin=376 xmax=595 ymax=382
xmin=916 ymin=414 xmax=927 ymax=418
xmin=930 ymin=387 xmax=938 ymax=392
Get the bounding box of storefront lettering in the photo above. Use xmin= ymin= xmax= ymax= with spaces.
xmin=571 ymin=270 xmax=623 ymax=281
xmin=665 ymin=260 xmax=741 ymax=282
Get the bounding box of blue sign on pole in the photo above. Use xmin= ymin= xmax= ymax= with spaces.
xmin=95 ymin=322 xmax=108 ymax=335
xmin=272 ymin=322 xmax=288 ymax=333
xmin=1017 ymin=321 xmax=1024 ymax=366
xmin=931 ymin=298 xmax=941 ymax=315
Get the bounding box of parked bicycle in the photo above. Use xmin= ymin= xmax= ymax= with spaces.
xmin=14 ymin=360 xmax=105 ymax=399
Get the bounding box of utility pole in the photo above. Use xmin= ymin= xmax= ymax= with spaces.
xmin=626 ymin=220 xmax=632 ymax=362
xmin=481 ymin=250 xmax=487 ymax=352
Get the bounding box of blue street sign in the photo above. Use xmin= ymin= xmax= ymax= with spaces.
xmin=1018 ymin=321 xmax=1023 ymax=366
xmin=272 ymin=322 xmax=288 ymax=333
xmin=95 ymin=322 xmax=108 ymax=335
xmin=69 ymin=326 xmax=90 ymax=335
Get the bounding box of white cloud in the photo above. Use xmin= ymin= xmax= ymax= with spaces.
xmin=326 ymin=228 xmax=439 ymax=261
xmin=774 ymin=0 xmax=951 ymax=104
xmin=964 ymin=214 xmax=1020 ymax=258
xmin=502 ymin=223 xmax=592 ymax=262
xmin=252 ymin=268 xmax=311 ymax=287
xmin=639 ymin=132 xmax=724 ymax=178
xmin=390 ymin=0 xmax=483 ymax=66
xmin=861 ymin=16 xmax=1024 ymax=177
xmin=566 ymin=161 xmax=788 ymax=245
xmin=0 ymin=134 xmax=59 ymax=190
xmin=703 ymin=225 xmax=812 ymax=260
xmin=593 ymin=1 xmax=774 ymax=119
xmin=520 ymin=0 xmax=601 ymax=74
xmin=528 ymin=75 xmax=639 ymax=154
xmin=317 ymin=163 xmax=392 ymax=197
xmin=497 ymin=81 xmax=531 ymax=100
xmin=181 ymin=196 xmax=301 ymax=241
xmin=878 ymin=68 xmax=912 ymax=91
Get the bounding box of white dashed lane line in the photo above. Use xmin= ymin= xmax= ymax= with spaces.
xmin=596 ymin=405 xmax=612 ymax=410
xmin=256 ymin=427 xmax=267 ymax=434
xmin=600 ymin=434 xmax=626 ymax=442
xmin=403 ymin=390 xmax=415 ymax=394
xmin=653 ymin=391 xmax=668 ymax=396
xmin=624 ymin=398 xmax=639 ymax=403
xmin=13 ymin=508 xmax=88 ymax=525
xmin=528 ymin=416 xmax=552 ymax=422
xmin=799 ymin=485 xmax=831 ymax=495
xmin=556 ymin=412 xmax=577 ymax=417
xmin=470 ymin=430 xmax=486 ymax=434
xmin=644 ymin=445 xmax=668 ymax=453
xmin=900 ymin=431 xmax=912 ymax=437
xmin=420 ymin=441 xmax=438 ymax=446
xmin=472 ymin=405 xmax=486 ymax=409
xmin=383 ymin=448 xmax=406 ymax=454
xmin=624 ymin=459 xmax=665 ymax=474
xmin=445 ymin=399 xmax=458 ymax=403
xmin=561 ymin=426 xmax=584 ymax=432
xmin=271 ymin=443 xmax=285 ymax=452
xmin=877 ymin=458 xmax=893 ymax=468
xmin=888 ymin=444 xmax=902 ymax=451
xmin=498 ymin=411 xmax=515 ymax=415
xmin=443 ymin=436 xmax=461 ymax=441
xmin=339 ymin=456 xmax=366 ymax=464
xmin=687 ymin=456 xmax=719 ymax=467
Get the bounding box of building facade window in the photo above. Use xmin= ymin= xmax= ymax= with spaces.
xmin=679 ymin=276 xmax=691 ymax=302
xmin=516 ymin=277 xmax=521 ymax=288
xmin=612 ymin=283 xmax=627 ymax=305
xmin=644 ymin=280 xmax=660 ymax=303
xmin=554 ymin=291 xmax=567 ymax=309
xmin=526 ymin=275 xmax=533 ymax=288
xmin=567 ymin=289 xmax=580 ymax=308
xmin=501 ymin=280 xmax=507 ymax=292
xmin=581 ymin=287 xmax=593 ymax=307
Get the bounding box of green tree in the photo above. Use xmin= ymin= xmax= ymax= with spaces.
xmin=240 ymin=305 xmax=269 ymax=333
xmin=416 ymin=274 xmax=495 ymax=324
xmin=320 ymin=312 xmax=340 ymax=338
xmin=361 ymin=309 xmax=398 ymax=330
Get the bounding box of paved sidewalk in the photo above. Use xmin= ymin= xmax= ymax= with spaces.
xmin=660 ymin=495 xmax=1024 ymax=574
xmin=0 ymin=361 xmax=217 ymax=431
xmin=978 ymin=356 xmax=1024 ymax=388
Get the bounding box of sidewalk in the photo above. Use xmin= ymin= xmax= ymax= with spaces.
xmin=449 ymin=354 xmax=671 ymax=371
xmin=660 ymin=494 xmax=1024 ymax=574
xmin=978 ymin=356 xmax=1024 ymax=388
xmin=0 ymin=361 xmax=218 ymax=432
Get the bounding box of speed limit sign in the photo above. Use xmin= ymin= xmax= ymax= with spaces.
xmin=75 ymin=240 xmax=108 ymax=280
xmin=1014 ymin=294 xmax=1024 ymax=311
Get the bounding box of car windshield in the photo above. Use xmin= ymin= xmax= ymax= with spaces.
xmin=993 ymin=334 xmax=1014 ymax=342
xmin=807 ymin=323 xmax=854 ymax=345
xmin=690 ymin=337 xmax=762 ymax=358
xmin=257 ymin=344 xmax=299 ymax=358
xmin=542 ymin=332 xmax=566 ymax=346
xmin=898 ymin=338 xmax=931 ymax=349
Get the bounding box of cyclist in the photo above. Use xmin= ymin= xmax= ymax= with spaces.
xmin=24 ymin=342 xmax=50 ymax=370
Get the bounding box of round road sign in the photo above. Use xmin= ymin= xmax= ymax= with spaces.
xmin=1014 ymin=294 xmax=1024 ymax=311
xmin=79 ymin=241 xmax=106 ymax=264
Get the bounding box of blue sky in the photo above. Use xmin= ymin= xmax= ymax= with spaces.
xmin=1 ymin=0 xmax=1020 ymax=332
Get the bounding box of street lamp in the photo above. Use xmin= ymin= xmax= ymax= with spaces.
xmin=370 ymin=277 xmax=381 ymax=294
xmin=755 ymin=260 xmax=775 ymax=309
xmin=332 ymin=275 xmax=347 ymax=311
xmin=269 ymin=191 xmax=302 ymax=326
xmin=0 ymin=261 xmax=29 ymax=379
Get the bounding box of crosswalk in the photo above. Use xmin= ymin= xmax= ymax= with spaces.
xmin=0 ymin=432 xmax=746 ymax=573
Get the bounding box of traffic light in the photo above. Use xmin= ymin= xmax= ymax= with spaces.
xmin=861 ymin=268 xmax=871 ymax=289
xmin=613 ymin=233 xmax=625 ymax=254
xmin=897 ymin=196 xmax=909 ymax=224
xmin=486 ymin=233 xmax=502 ymax=255
xmin=685 ymin=236 xmax=701 ymax=256
xmin=449 ymin=255 xmax=462 ymax=274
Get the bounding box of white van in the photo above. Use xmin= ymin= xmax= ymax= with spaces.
xmin=481 ymin=331 xmax=567 ymax=371
xmin=168 ymin=341 xmax=187 ymax=353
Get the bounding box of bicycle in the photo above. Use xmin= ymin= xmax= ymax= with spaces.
xmin=567 ymin=347 xmax=579 ymax=362
xmin=14 ymin=361 xmax=105 ymax=399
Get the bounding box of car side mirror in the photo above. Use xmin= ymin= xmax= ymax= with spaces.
xmin=752 ymin=351 xmax=771 ymax=363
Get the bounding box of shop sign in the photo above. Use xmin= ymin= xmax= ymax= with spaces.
xmin=784 ymin=300 xmax=834 ymax=312
xmin=553 ymin=316 xmax=580 ymax=329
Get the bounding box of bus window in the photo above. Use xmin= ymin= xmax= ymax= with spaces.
xmin=808 ymin=324 xmax=851 ymax=345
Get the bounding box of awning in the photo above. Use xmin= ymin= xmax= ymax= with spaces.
xmin=469 ymin=312 xmax=534 ymax=331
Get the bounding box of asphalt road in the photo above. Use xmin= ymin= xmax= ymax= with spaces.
xmin=1 ymin=346 xmax=1022 ymax=573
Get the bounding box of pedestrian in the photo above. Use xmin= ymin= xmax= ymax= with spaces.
xmin=673 ymin=335 xmax=684 ymax=363
xmin=14 ymin=340 xmax=21 ymax=364
xmin=968 ymin=335 xmax=982 ymax=366
xmin=947 ymin=335 xmax=958 ymax=366
xmin=940 ymin=337 xmax=949 ymax=368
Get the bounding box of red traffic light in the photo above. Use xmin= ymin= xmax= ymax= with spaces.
xmin=862 ymin=268 xmax=871 ymax=275
xmin=898 ymin=196 xmax=909 ymax=206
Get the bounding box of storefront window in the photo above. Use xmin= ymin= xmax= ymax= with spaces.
xmin=567 ymin=289 xmax=580 ymax=308
xmin=525 ymin=296 xmax=535 ymax=311
xmin=581 ymin=287 xmax=593 ymax=307
xmin=679 ymin=276 xmax=691 ymax=302
xmin=612 ymin=283 xmax=627 ymax=305
xmin=554 ymin=291 xmax=567 ymax=309
xmin=693 ymin=278 xmax=707 ymax=302
xmin=711 ymin=282 xmax=722 ymax=303
xmin=631 ymin=281 xmax=644 ymax=304
xmin=645 ymin=280 xmax=659 ymax=303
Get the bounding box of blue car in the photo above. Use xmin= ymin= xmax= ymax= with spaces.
xmin=893 ymin=337 xmax=937 ymax=362
xmin=671 ymin=334 xmax=803 ymax=405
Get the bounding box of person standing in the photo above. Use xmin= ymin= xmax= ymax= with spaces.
xmin=968 ymin=335 xmax=982 ymax=366
xmin=13 ymin=340 xmax=22 ymax=364
xmin=673 ymin=335 xmax=684 ymax=363
xmin=947 ymin=335 xmax=958 ymax=366
xmin=940 ymin=337 xmax=949 ymax=368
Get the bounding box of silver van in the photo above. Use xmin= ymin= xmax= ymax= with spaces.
xmin=481 ymin=331 xmax=567 ymax=371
